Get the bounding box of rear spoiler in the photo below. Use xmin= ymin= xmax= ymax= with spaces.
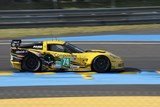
xmin=11 ymin=40 xmax=22 ymax=48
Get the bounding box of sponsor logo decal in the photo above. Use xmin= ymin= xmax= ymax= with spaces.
xmin=33 ymin=45 xmax=42 ymax=49
xmin=15 ymin=50 xmax=28 ymax=54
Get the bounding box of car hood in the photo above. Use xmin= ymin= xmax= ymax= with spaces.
xmin=83 ymin=49 xmax=121 ymax=60
xmin=85 ymin=49 xmax=106 ymax=53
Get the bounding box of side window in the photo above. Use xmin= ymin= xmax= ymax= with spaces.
xmin=47 ymin=44 xmax=65 ymax=52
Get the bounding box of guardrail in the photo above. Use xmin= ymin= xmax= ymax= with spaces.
xmin=1 ymin=6 xmax=160 ymax=28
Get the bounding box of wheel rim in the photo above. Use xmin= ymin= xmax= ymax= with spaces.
xmin=94 ymin=56 xmax=109 ymax=72
xmin=25 ymin=57 xmax=40 ymax=71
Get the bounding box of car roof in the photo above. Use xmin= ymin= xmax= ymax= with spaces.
xmin=44 ymin=40 xmax=66 ymax=45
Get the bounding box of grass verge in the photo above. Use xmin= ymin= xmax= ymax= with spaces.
xmin=0 ymin=24 xmax=160 ymax=39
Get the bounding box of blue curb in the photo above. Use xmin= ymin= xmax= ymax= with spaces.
xmin=0 ymin=71 xmax=160 ymax=87
xmin=25 ymin=35 xmax=160 ymax=41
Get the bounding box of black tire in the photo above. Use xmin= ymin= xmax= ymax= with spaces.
xmin=91 ymin=55 xmax=111 ymax=73
xmin=21 ymin=54 xmax=41 ymax=72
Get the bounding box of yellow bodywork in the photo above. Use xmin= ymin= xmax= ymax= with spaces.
xmin=11 ymin=40 xmax=124 ymax=72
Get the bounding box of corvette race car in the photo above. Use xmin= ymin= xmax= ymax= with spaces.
xmin=10 ymin=40 xmax=124 ymax=73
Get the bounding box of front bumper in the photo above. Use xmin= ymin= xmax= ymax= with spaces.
xmin=111 ymin=60 xmax=124 ymax=70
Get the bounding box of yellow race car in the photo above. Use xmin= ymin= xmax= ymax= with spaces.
xmin=10 ymin=40 xmax=124 ymax=73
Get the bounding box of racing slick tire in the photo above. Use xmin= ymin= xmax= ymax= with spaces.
xmin=21 ymin=54 xmax=41 ymax=72
xmin=91 ymin=55 xmax=111 ymax=73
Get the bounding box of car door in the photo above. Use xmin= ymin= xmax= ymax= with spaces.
xmin=46 ymin=44 xmax=72 ymax=68
xmin=63 ymin=43 xmax=86 ymax=66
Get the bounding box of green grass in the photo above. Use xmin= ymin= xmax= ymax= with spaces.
xmin=0 ymin=24 xmax=160 ymax=39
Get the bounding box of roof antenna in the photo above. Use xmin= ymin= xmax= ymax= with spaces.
xmin=55 ymin=35 xmax=59 ymax=41
xmin=52 ymin=35 xmax=57 ymax=41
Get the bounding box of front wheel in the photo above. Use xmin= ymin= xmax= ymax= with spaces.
xmin=21 ymin=54 xmax=41 ymax=72
xmin=91 ymin=55 xmax=111 ymax=73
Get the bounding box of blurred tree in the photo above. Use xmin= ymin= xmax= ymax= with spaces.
xmin=0 ymin=0 xmax=14 ymax=3
xmin=111 ymin=0 xmax=116 ymax=7
xmin=51 ymin=0 xmax=61 ymax=9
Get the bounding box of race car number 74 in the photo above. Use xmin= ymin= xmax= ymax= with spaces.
xmin=61 ymin=58 xmax=70 ymax=67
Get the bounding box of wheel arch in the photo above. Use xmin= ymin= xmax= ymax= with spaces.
xmin=21 ymin=51 xmax=42 ymax=72
xmin=87 ymin=54 xmax=112 ymax=66
xmin=91 ymin=55 xmax=111 ymax=72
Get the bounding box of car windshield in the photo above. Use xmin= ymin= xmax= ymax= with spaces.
xmin=65 ymin=42 xmax=84 ymax=53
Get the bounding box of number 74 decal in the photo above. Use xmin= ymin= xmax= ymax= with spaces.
xmin=61 ymin=58 xmax=70 ymax=67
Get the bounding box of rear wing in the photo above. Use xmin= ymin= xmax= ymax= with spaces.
xmin=11 ymin=40 xmax=22 ymax=48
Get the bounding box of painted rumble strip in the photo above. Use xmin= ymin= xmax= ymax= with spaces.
xmin=0 ymin=96 xmax=160 ymax=107
xmin=0 ymin=71 xmax=160 ymax=87
xmin=0 ymin=71 xmax=13 ymax=76
xmin=25 ymin=35 xmax=160 ymax=41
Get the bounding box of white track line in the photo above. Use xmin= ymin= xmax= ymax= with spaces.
xmin=1 ymin=42 xmax=160 ymax=45
xmin=71 ymin=42 xmax=160 ymax=45
xmin=1 ymin=39 xmax=160 ymax=45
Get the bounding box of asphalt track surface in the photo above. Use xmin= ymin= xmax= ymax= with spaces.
xmin=1 ymin=41 xmax=160 ymax=70
xmin=0 ymin=41 xmax=160 ymax=98
xmin=0 ymin=85 xmax=160 ymax=99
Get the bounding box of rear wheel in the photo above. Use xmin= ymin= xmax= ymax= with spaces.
xmin=21 ymin=54 xmax=41 ymax=72
xmin=91 ymin=55 xmax=111 ymax=73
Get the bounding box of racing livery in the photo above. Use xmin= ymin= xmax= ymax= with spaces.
xmin=10 ymin=40 xmax=124 ymax=73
